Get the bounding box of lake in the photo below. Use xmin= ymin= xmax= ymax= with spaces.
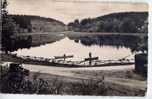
xmin=13 ymin=35 xmax=137 ymax=61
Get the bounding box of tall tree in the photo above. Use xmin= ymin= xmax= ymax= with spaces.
xmin=1 ymin=0 xmax=17 ymax=53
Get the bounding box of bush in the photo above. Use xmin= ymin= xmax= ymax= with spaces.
xmin=0 ymin=63 xmax=51 ymax=94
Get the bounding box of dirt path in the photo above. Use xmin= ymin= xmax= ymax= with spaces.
xmin=23 ymin=64 xmax=134 ymax=72
xmin=22 ymin=64 xmax=135 ymax=78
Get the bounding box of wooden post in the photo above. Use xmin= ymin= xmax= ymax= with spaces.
xmin=54 ymin=54 xmax=74 ymax=62
xmin=63 ymin=54 xmax=66 ymax=61
xmin=84 ymin=52 xmax=99 ymax=66
xmin=89 ymin=52 xmax=92 ymax=65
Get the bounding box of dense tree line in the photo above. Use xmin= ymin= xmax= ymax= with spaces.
xmin=9 ymin=15 xmax=32 ymax=32
xmin=68 ymin=12 xmax=148 ymax=33
xmin=9 ymin=14 xmax=66 ymax=33
xmin=10 ymin=15 xmax=65 ymax=25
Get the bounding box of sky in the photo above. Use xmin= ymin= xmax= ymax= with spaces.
xmin=7 ymin=0 xmax=148 ymax=24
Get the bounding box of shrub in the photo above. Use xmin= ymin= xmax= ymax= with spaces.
xmin=0 ymin=63 xmax=51 ymax=94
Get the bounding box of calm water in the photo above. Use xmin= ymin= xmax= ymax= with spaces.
xmin=13 ymin=36 xmax=134 ymax=61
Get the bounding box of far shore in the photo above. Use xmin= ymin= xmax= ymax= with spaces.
xmin=16 ymin=31 xmax=148 ymax=36
xmin=13 ymin=31 xmax=147 ymax=47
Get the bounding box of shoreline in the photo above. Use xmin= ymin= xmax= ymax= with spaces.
xmin=1 ymin=53 xmax=134 ymax=68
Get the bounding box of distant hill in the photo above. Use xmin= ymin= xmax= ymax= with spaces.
xmin=68 ymin=12 xmax=148 ymax=33
xmin=9 ymin=15 xmax=67 ymax=33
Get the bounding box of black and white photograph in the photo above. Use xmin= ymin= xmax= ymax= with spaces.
xmin=0 ymin=0 xmax=149 ymax=96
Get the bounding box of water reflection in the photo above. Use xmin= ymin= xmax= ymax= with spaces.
xmin=69 ymin=35 xmax=147 ymax=52
xmin=13 ymin=35 xmax=137 ymax=61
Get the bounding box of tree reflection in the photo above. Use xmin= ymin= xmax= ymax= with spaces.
xmin=70 ymin=35 xmax=147 ymax=53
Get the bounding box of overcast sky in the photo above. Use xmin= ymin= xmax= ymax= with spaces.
xmin=7 ymin=0 xmax=148 ymax=24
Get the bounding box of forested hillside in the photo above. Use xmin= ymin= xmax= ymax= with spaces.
xmin=9 ymin=15 xmax=67 ymax=33
xmin=68 ymin=12 xmax=148 ymax=33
